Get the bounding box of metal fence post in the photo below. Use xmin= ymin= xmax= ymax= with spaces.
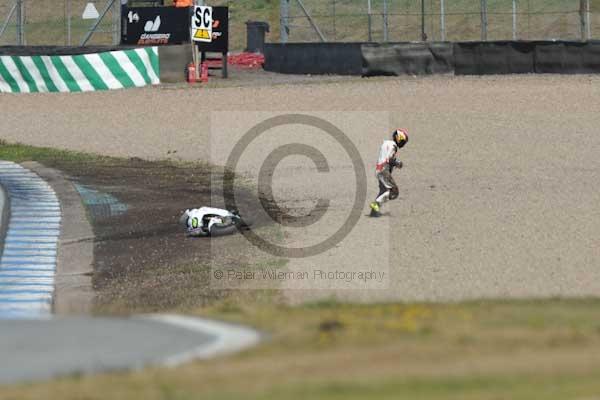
xmin=332 ymin=0 xmax=336 ymax=41
xmin=586 ymin=0 xmax=591 ymax=40
xmin=440 ymin=0 xmax=445 ymax=41
xmin=367 ymin=0 xmax=372 ymax=42
xmin=480 ymin=0 xmax=488 ymax=41
xmin=580 ymin=0 xmax=586 ymax=41
xmin=16 ymin=0 xmax=24 ymax=45
xmin=110 ymin=1 xmax=121 ymax=45
xmin=280 ymin=0 xmax=289 ymax=43
xmin=383 ymin=0 xmax=388 ymax=42
xmin=112 ymin=0 xmax=119 ymax=44
xmin=512 ymin=0 xmax=517 ymax=40
xmin=421 ymin=0 xmax=426 ymax=41
xmin=66 ymin=0 xmax=72 ymax=45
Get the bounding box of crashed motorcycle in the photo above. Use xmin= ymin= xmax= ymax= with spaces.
xmin=179 ymin=207 xmax=252 ymax=237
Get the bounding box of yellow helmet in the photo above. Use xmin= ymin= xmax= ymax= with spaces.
xmin=392 ymin=129 xmax=409 ymax=148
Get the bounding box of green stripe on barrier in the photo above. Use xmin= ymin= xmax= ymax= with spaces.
xmin=72 ymin=55 xmax=108 ymax=91
xmin=12 ymin=56 xmax=39 ymax=92
xmin=99 ymin=52 xmax=135 ymax=88
xmin=31 ymin=56 xmax=59 ymax=93
xmin=51 ymin=56 xmax=81 ymax=92
xmin=0 ymin=58 xmax=20 ymax=92
xmin=0 ymin=47 xmax=159 ymax=93
xmin=125 ymin=50 xmax=151 ymax=84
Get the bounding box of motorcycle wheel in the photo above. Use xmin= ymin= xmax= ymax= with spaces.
xmin=209 ymin=223 xmax=238 ymax=237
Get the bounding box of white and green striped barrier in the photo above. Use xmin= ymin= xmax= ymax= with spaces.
xmin=0 ymin=47 xmax=159 ymax=93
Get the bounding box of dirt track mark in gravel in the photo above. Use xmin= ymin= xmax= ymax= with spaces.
xmin=12 ymin=157 xmax=274 ymax=313
xmin=2 ymin=74 xmax=600 ymax=303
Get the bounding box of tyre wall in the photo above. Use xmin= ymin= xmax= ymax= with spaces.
xmin=264 ymin=41 xmax=600 ymax=76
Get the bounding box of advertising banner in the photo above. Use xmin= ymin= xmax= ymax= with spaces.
xmin=122 ymin=7 xmax=190 ymax=45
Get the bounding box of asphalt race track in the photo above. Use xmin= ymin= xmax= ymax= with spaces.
xmin=0 ymin=317 xmax=212 ymax=384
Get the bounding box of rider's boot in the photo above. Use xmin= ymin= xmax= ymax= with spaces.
xmin=369 ymin=201 xmax=381 ymax=217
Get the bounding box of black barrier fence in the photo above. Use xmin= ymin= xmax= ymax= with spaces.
xmin=453 ymin=41 xmax=535 ymax=75
xmin=454 ymin=41 xmax=600 ymax=75
xmin=535 ymin=41 xmax=600 ymax=74
xmin=265 ymin=41 xmax=600 ymax=76
xmin=264 ymin=43 xmax=363 ymax=75
xmin=264 ymin=42 xmax=453 ymax=76
xmin=362 ymin=43 xmax=453 ymax=76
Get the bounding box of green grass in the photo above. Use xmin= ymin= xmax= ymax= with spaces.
xmin=1 ymin=0 xmax=597 ymax=49
xmin=0 ymin=139 xmax=111 ymax=164
xmin=0 ymin=140 xmax=201 ymax=169
xmin=201 ymin=371 xmax=600 ymax=400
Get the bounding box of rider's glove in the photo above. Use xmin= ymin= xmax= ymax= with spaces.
xmin=390 ymin=158 xmax=403 ymax=169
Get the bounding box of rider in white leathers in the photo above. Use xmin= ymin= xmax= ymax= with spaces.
xmin=369 ymin=129 xmax=409 ymax=217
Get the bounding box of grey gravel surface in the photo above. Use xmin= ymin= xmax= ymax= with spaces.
xmin=2 ymin=73 xmax=600 ymax=303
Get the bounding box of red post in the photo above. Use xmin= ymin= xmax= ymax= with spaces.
xmin=187 ymin=62 xmax=196 ymax=83
xmin=200 ymin=62 xmax=209 ymax=83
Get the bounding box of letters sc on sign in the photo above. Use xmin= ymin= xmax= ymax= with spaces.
xmin=195 ymin=7 xmax=229 ymax=53
xmin=192 ymin=6 xmax=213 ymax=43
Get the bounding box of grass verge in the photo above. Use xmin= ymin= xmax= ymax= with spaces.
xmin=2 ymin=298 xmax=600 ymax=399
xmin=0 ymin=139 xmax=111 ymax=164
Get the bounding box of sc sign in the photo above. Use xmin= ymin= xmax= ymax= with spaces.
xmin=192 ymin=6 xmax=212 ymax=42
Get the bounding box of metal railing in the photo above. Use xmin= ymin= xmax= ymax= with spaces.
xmin=1 ymin=0 xmax=597 ymax=47
xmin=0 ymin=0 xmax=120 ymax=46
xmin=279 ymin=0 xmax=596 ymax=43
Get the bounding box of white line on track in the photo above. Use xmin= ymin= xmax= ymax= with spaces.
xmin=0 ymin=293 xmax=53 ymax=301
xmin=0 ymin=277 xmax=55 ymax=284
xmin=139 ymin=314 xmax=262 ymax=366
xmin=4 ymin=243 xmax=58 ymax=249
xmin=2 ymin=250 xmax=57 ymax=256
